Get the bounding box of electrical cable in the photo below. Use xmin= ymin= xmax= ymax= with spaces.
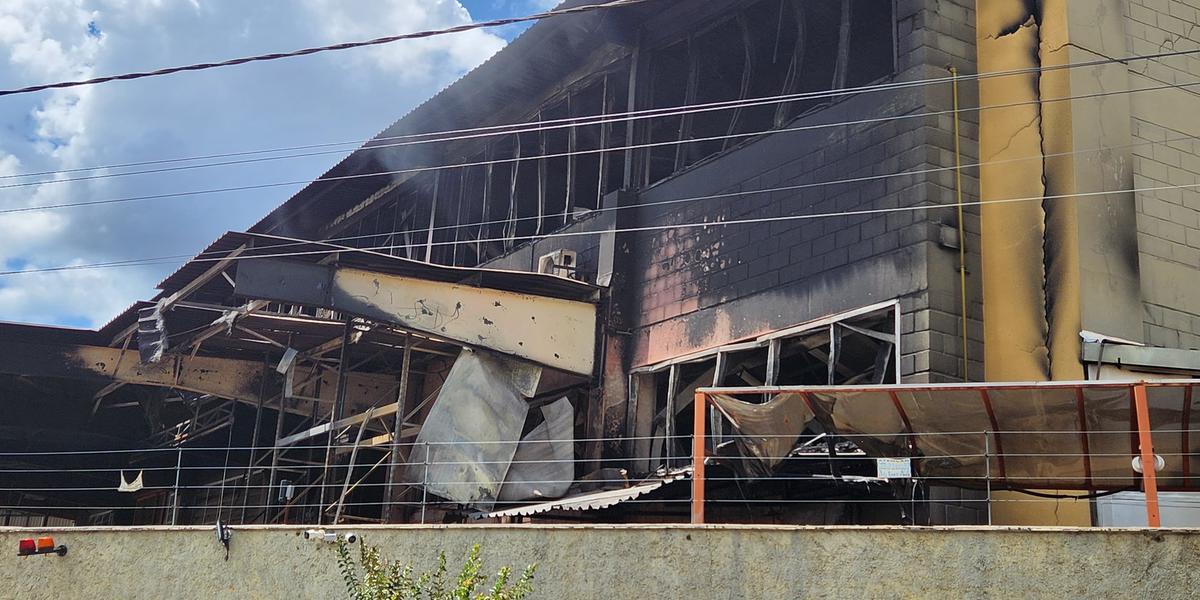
xmin=1003 ymin=486 xmax=1135 ymax=500
xmin=5 ymin=130 xmax=1190 ymax=276
xmin=0 ymin=0 xmax=662 ymax=98
xmin=6 ymin=176 xmax=1200 ymax=277
xmin=5 ymin=75 xmax=1199 ymax=214
xmin=3 ymin=46 xmax=1197 ymax=183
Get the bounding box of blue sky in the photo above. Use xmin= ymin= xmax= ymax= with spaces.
xmin=0 ymin=0 xmax=553 ymax=328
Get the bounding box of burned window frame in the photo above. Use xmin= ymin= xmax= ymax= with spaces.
xmin=638 ymin=0 xmax=899 ymax=187
xmin=626 ymin=300 xmax=901 ymax=474
xmin=321 ymin=59 xmax=632 ymax=268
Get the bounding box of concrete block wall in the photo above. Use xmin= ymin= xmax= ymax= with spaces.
xmin=1124 ymin=0 xmax=1200 ymax=350
xmin=900 ymin=0 xmax=983 ymax=383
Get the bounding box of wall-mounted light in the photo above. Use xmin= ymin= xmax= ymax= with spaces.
xmin=18 ymin=537 xmax=67 ymax=557
xmin=1132 ymin=454 xmax=1166 ymax=474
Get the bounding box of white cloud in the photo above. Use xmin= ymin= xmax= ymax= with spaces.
xmin=0 ymin=264 xmax=137 ymax=327
xmin=0 ymin=0 xmax=506 ymax=327
xmin=299 ymin=0 xmax=505 ymax=86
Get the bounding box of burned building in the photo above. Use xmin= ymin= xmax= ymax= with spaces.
xmin=3 ymin=0 xmax=1200 ymax=528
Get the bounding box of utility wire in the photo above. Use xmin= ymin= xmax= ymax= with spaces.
xmin=3 ymin=53 xmax=1197 ymax=274
xmin=0 ymin=0 xmax=660 ymax=98
xmin=202 ymin=179 xmax=1200 ymax=263
xmin=5 ymin=175 xmax=1200 ymax=277
xmin=2 ymin=46 xmax=1198 ymax=185
xmin=4 ymin=76 xmax=1199 ymax=214
xmin=12 ymin=130 xmax=1193 ymax=277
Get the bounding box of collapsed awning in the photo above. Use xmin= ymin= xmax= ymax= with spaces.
xmin=704 ymin=380 xmax=1200 ymax=491
xmin=478 ymin=470 xmax=689 ymax=519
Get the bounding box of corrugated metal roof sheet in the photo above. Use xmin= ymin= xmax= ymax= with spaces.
xmin=478 ymin=470 xmax=688 ymax=519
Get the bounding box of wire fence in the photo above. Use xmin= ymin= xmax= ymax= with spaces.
xmin=0 ymin=427 xmax=1186 ymax=528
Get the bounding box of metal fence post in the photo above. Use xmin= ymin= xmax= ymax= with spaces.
xmin=691 ymin=391 xmax=706 ymax=525
xmin=1133 ymin=382 xmax=1162 ymax=528
xmin=984 ymin=431 xmax=992 ymax=526
xmin=420 ymin=441 xmax=430 ymax=525
xmin=170 ymin=445 xmax=183 ymax=526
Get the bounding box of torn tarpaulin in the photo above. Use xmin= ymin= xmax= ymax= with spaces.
xmin=709 ymin=392 xmax=815 ymax=477
xmin=408 ymin=348 xmax=541 ymax=510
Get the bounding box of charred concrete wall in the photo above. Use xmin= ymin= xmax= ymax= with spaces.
xmin=625 ymin=0 xmax=982 ymax=385
xmin=292 ymin=0 xmax=986 ymax=390
xmin=1124 ymin=0 xmax=1200 ymax=350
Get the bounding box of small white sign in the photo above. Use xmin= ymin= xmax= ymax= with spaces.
xmin=876 ymin=457 xmax=912 ymax=479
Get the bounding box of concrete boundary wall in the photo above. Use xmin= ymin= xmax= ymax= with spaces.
xmin=2 ymin=525 xmax=1198 ymax=599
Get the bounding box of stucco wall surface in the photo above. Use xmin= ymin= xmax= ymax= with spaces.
xmin=2 ymin=525 xmax=1198 ymax=599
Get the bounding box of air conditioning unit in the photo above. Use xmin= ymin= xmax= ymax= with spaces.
xmin=537 ymin=249 xmax=578 ymax=279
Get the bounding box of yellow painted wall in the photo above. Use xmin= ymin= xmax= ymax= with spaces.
xmin=989 ymin=490 xmax=1093 ymax=527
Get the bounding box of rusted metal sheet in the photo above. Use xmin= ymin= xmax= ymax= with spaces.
xmin=235 ymin=259 xmax=597 ymax=374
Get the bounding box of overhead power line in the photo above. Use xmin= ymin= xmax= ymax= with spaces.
xmin=3 ymin=75 xmax=1198 ymax=214
xmin=7 ymin=178 xmax=1198 ymax=279
xmin=3 ymin=132 xmax=1197 ymax=277
xmin=0 ymin=0 xmax=660 ymax=98
xmin=2 ymin=47 xmax=1198 ymax=184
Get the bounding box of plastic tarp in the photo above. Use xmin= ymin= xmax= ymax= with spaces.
xmin=709 ymin=392 xmax=814 ymax=477
xmin=707 ymin=382 xmax=1200 ymax=490
xmin=408 ymin=349 xmax=541 ymax=510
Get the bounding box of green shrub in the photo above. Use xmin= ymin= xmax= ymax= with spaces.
xmin=336 ymin=537 xmax=536 ymax=600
